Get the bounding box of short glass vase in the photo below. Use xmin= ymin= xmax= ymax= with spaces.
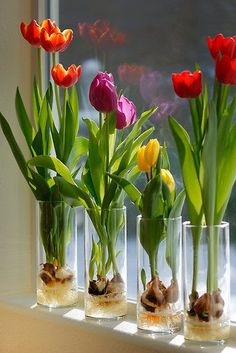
xmin=183 ymin=221 xmax=230 ymax=342
xmin=137 ymin=216 xmax=183 ymax=333
xmin=37 ymin=201 xmax=78 ymax=308
xmin=84 ymin=207 xmax=127 ymax=319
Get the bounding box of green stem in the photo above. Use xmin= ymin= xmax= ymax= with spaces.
xmin=101 ymin=243 xmax=107 ymax=277
xmin=37 ymin=47 xmax=43 ymax=97
xmin=218 ymin=84 xmax=230 ymax=118
xmin=207 ymin=226 xmax=219 ymax=293
xmin=99 ymin=111 xmax=102 ymax=130
xmin=109 ymin=240 xmax=119 ymax=274
xmin=189 ymin=99 xmax=201 ymax=147
xmin=52 ymin=53 xmax=62 ymax=123
xmin=191 ymin=227 xmax=201 ymax=294
xmin=105 ymin=113 xmax=110 ymax=193
xmin=207 ymin=226 xmax=215 ymax=294
xmin=150 ymin=251 xmax=158 ymax=279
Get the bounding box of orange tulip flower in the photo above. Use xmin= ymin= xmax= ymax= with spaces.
xmin=20 ymin=19 xmax=59 ymax=47
xmin=40 ymin=27 xmax=73 ymax=52
xmin=51 ymin=64 xmax=82 ymax=88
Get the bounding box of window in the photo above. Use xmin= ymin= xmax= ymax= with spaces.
xmin=58 ymin=0 xmax=236 ymax=299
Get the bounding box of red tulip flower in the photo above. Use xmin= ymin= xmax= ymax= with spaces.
xmin=215 ymin=55 xmax=236 ymax=85
xmin=172 ymin=70 xmax=202 ymax=98
xmin=40 ymin=27 xmax=73 ymax=52
xmin=89 ymin=72 xmax=117 ymax=112
xmin=208 ymin=33 xmax=236 ymax=60
xmin=51 ymin=64 xmax=82 ymax=88
xmin=20 ymin=19 xmax=59 ymax=47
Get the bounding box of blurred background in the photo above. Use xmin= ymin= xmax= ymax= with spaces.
xmin=58 ymin=0 xmax=236 ymax=299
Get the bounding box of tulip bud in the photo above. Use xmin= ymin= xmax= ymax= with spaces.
xmin=89 ymin=71 xmax=117 ymax=112
xmin=116 ymin=95 xmax=137 ymax=129
xmin=160 ymin=169 xmax=175 ymax=193
xmin=144 ymin=139 xmax=160 ymax=167
xmin=137 ymin=146 xmax=150 ymax=172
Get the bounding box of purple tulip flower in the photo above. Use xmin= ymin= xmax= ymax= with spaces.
xmin=89 ymin=71 xmax=117 ymax=112
xmin=116 ymin=95 xmax=137 ymax=129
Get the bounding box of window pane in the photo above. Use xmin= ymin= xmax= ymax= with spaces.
xmin=59 ymin=0 xmax=236 ymax=299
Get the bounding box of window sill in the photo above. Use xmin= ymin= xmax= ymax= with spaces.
xmin=0 ymin=292 xmax=236 ymax=353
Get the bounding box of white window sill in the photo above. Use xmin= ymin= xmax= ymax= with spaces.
xmin=0 ymin=292 xmax=236 ymax=353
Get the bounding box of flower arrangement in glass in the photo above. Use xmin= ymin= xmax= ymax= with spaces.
xmin=56 ymin=72 xmax=156 ymax=318
xmin=169 ymin=33 xmax=236 ymax=341
xmin=0 ymin=19 xmax=87 ymax=307
xmin=109 ymin=139 xmax=185 ymax=332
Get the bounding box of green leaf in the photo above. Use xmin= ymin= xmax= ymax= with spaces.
xmin=82 ymin=163 xmax=100 ymax=205
xmin=31 ymin=129 xmax=43 ymax=156
xmin=63 ymin=103 xmax=76 ymax=163
xmin=201 ymin=83 xmax=209 ymax=136
xmin=169 ymin=116 xmax=203 ymax=225
xmin=200 ymin=103 xmax=217 ymax=225
xmin=48 ymin=105 xmax=63 ymax=160
xmin=141 ymin=268 xmax=146 ymax=291
xmin=139 ymin=217 xmax=165 ymax=271
xmin=166 ymin=190 xmax=185 ymax=278
xmin=15 ymin=87 xmax=35 ymax=153
xmin=70 ymin=86 xmax=79 ymax=134
xmin=29 ymin=169 xmax=51 ymax=201
xmin=38 ymin=93 xmax=50 ymax=155
xmin=28 ymin=155 xmax=76 ymax=185
xmin=67 ymin=136 xmax=88 ymax=172
xmin=0 ymin=112 xmax=28 ymax=181
xmin=46 ymin=82 xmax=53 ymax=109
xmin=216 ymin=122 xmax=236 ymax=223
xmin=33 ymin=77 xmax=42 ymax=129
xmin=142 ymin=175 xmax=164 ymax=218
xmin=107 ymin=173 xmax=142 ymax=210
xmin=55 ymin=177 xmax=94 ymax=209
xmin=111 ymin=108 xmax=156 ymax=165
xmin=84 ymin=118 xmax=105 ymax=205
xmin=168 ymin=189 xmax=186 ymax=219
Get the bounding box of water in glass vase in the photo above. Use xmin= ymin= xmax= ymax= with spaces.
xmin=84 ymin=207 xmax=127 ymax=319
xmin=37 ymin=201 xmax=78 ymax=308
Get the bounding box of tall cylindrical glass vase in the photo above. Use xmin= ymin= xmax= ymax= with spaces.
xmin=183 ymin=221 xmax=230 ymax=342
xmin=37 ymin=201 xmax=78 ymax=308
xmin=84 ymin=207 xmax=127 ymax=319
xmin=137 ymin=216 xmax=183 ymax=333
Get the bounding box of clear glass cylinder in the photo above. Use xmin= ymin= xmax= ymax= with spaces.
xmin=183 ymin=221 xmax=230 ymax=342
xmin=84 ymin=207 xmax=127 ymax=319
xmin=137 ymin=216 xmax=183 ymax=333
xmin=37 ymin=201 xmax=78 ymax=308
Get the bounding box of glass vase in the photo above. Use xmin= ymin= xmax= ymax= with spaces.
xmin=84 ymin=207 xmax=127 ymax=319
xmin=137 ymin=216 xmax=183 ymax=333
xmin=37 ymin=201 xmax=78 ymax=308
xmin=183 ymin=222 xmax=230 ymax=342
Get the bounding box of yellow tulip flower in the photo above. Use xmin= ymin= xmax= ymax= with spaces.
xmin=137 ymin=146 xmax=151 ymax=172
xmin=160 ymin=169 xmax=175 ymax=193
xmin=144 ymin=139 xmax=160 ymax=167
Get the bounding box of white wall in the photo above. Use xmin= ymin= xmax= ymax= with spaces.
xmin=0 ymin=0 xmax=34 ymax=294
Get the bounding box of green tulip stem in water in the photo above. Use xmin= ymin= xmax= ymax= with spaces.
xmin=207 ymin=227 xmax=219 ymax=294
xmin=108 ymin=240 xmax=119 ymax=275
xmin=101 ymin=243 xmax=107 ymax=277
xmin=40 ymin=201 xmax=73 ymax=269
xmin=191 ymin=227 xmax=201 ymax=294
xmin=150 ymin=249 xmax=158 ymax=279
